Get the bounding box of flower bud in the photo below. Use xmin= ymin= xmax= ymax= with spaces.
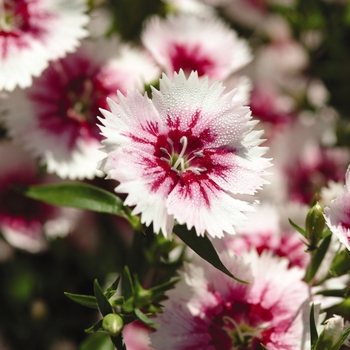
xmin=314 ymin=315 xmax=348 ymax=350
xmin=102 ymin=313 xmax=124 ymax=337
xmin=305 ymin=202 xmax=325 ymax=250
xmin=134 ymin=289 xmax=152 ymax=309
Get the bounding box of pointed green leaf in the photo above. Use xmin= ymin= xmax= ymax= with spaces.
xmin=122 ymin=266 xmax=134 ymax=300
xmin=84 ymin=319 xmax=104 ymax=334
xmin=330 ymin=249 xmax=350 ymax=277
xmin=21 ymin=183 xmax=141 ymax=229
xmin=134 ymin=308 xmax=156 ymax=328
xmin=94 ymin=279 xmax=113 ymax=316
xmin=174 ymin=226 xmax=250 ymax=284
xmin=64 ymin=292 xmax=98 ymax=309
xmin=149 ymin=278 xmax=180 ymax=300
xmin=105 ymin=276 xmax=121 ymax=300
xmin=80 ymin=332 xmax=115 ymax=350
xmin=341 ymin=325 xmax=350 ymax=346
xmin=304 ymin=234 xmax=332 ymax=283
xmin=260 ymin=344 xmax=268 ymax=350
xmin=310 ymin=304 xmax=319 ymax=348
xmin=110 ymin=334 xmax=126 ymax=350
xmin=288 ymin=218 xmax=307 ymax=237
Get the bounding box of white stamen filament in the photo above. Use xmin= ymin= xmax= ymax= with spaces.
xmin=223 ymin=316 xmax=245 ymax=344
xmin=173 ymin=136 xmax=188 ymax=171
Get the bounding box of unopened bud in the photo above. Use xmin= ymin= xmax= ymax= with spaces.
xmin=102 ymin=313 xmax=124 ymax=337
xmin=306 ymin=202 xmax=325 ymax=250
xmin=315 ymin=315 xmax=349 ymax=350
xmin=134 ymin=289 xmax=152 ymax=309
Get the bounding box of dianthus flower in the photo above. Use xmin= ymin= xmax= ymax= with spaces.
xmin=324 ymin=166 xmax=350 ymax=251
xmin=98 ymin=71 xmax=271 ymax=238
xmin=0 ymin=142 xmax=76 ymax=252
xmin=150 ymin=250 xmax=310 ymax=349
xmin=0 ymin=0 xmax=89 ymax=91
xmin=2 ymin=38 xmax=159 ymax=179
xmin=141 ymin=13 xmax=252 ymax=80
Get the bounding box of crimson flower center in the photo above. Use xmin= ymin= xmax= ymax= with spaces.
xmin=0 ymin=0 xmax=28 ymax=33
xmin=159 ymin=136 xmax=207 ymax=175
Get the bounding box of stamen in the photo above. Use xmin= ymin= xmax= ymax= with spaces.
xmin=173 ymin=136 xmax=188 ymax=170
xmin=160 ymin=157 xmax=169 ymax=162
xmin=223 ymin=316 xmax=245 ymax=343
xmin=171 ymin=167 xmax=180 ymax=174
xmin=160 ymin=147 xmax=171 ymax=158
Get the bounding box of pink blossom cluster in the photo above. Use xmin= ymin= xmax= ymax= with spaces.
xmin=1 ymin=0 xmax=350 ymax=349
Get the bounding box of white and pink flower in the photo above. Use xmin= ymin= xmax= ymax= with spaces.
xmin=0 ymin=142 xmax=77 ymax=252
xmin=150 ymin=250 xmax=310 ymax=349
xmin=2 ymin=38 xmax=159 ymax=180
xmin=0 ymin=0 xmax=89 ymax=91
xmin=324 ymin=166 xmax=350 ymax=251
xmin=98 ymin=71 xmax=271 ymax=238
xmin=141 ymin=13 xmax=252 ymax=80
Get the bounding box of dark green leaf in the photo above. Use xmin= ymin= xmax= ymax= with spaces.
xmin=122 ymin=266 xmax=134 ymax=300
xmin=21 ymin=183 xmax=140 ymax=229
xmin=80 ymin=332 xmax=115 ymax=350
xmin=341 ymin=325 xmax=350 ymax=346
xmin=304 ymin=234 xmax=332 ymax=283
xmin=260 ymin=344 xmax=268 ymax=350
xmin=315 ymin=289 xmax=346 ymax=298
xmin=134 ymin=308 xmax=156 ymax=328
xmin=105 ymin=276 xmax=121 ymax=300
xmin=149 ymin=278 xmax=180 ymax=300
xmin=174 ymin=226 xmax=250 ymax=284
xmin=94 ymin=279 xmax=113 ymax=316
xmin=84 ymin=319 xmax=104 ymax=334
xmin=288 ymin=218 xmax=307 ymax=237
xmin=64 ymin=292 xmax=98 ymax=309
xmin=310 ymin=304 xmax=318 ymax=348
xmin=330 ymin=249 xmax=350 ymax=277
xmin=110 ymin=334 xmax=126 ymax=350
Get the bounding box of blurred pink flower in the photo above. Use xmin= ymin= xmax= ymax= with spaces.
xmin=216 ymin=203 xmax=310 ymax=269
xmin=150 ymin=250 xmax=310 ymax=349
xmin=2 ymin=38 xmax=159 ymax=180
xmin=324 ymin=166 xmax=350 ymax=251
xmin=0 ymin=142 xmax=77 ymax=252
xmin=141 ymin=13 xmax=252 ymax=80
xmin=0 ymin=0 xmax=89 ymax=91
xmin=98 ymin=71 xmax=271 ymax=238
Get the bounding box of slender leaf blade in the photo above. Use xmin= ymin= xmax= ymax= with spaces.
xmin=134 ymin=308 xmax=156 ymax=328
xmin=174 ymin=226 xmax=250 ymax=284
xmin=288 ymin=218 xmax=307 ymax=237
xmin=64 ymin=292 xmax=98 ymax=309
xmin=84 ymin=319 xmax=104 ymax=334
xmin=94 ymin=279 xmax=113 ymax=316
xmin=310 ymin=304 xmax=318 ymax=348
xmin=22 ymin=183 xmax=128 ymax=218
xmin=304 ymin=234 xmax=332 ymax=283
xmin=110 ymin=334 xmax=126 ymax=350
xmin=80 ymin=332 xmax=115 ymax=350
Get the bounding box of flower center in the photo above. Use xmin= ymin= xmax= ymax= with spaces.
xmin=223 ymin=316 xmax=263 ymax=350
xmin=0 ymin=0 xmax=27 ymax=33
xmin=159 ymin=136 xmax=206 ymax=175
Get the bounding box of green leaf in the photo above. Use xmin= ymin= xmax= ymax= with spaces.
xmin=80 ymin=332 xmax=115 ymax=350
xmin=310 ymin=304 xmax=319 ymax=349
xmin=149 ymin=277 xmax=180 ymax=300
xmin=21 ymin=183 xmax=140 ymax=229
xmin=134 ymin=308 xmax=156 ymax=328
xmin=174 ymin=226 xmax=250 ymax=284
xmin=341 ymin=325 xmax=350 ymax=346
xmin=260 ymin=344 xmax=268 ymax=350
xmin=105 ymin=276 xmax=121 ymax=300
xmin=288 ymin=218 xmax=307 ymax=237
xmin=94 ymin=279 xmax=113 ymax=316
xmin=64 ymin=292 xmax=98 ymax=309
xmin=110 ymin=334 xmax=126 ymax=350
xmin=330 ymin=249 xmax=350 ymax=277
xmin=122 ymin=266 xmax=134 ymax=300
xmin=84 ymin=319 xmax=104 ymax=334
xmin=304 ymin=234 xmax=332 ymax=283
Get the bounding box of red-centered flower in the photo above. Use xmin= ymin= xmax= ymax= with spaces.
xmin=98 ymin=71 xmax=271 ymax=238
xmin=150 ymin=250 xmax=310 ymax=349
xmin=2 ymin=39 xmax=159 ymax=180
xmin=0 ymin=142 xmax=76 ymax=252
xmin=324 ymin=166 xmax=350 ymax=251
xmin=0 ymin=0 xmax=89 ymax=91
xmin=141 ymin=13 xmax=252 ymax=80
